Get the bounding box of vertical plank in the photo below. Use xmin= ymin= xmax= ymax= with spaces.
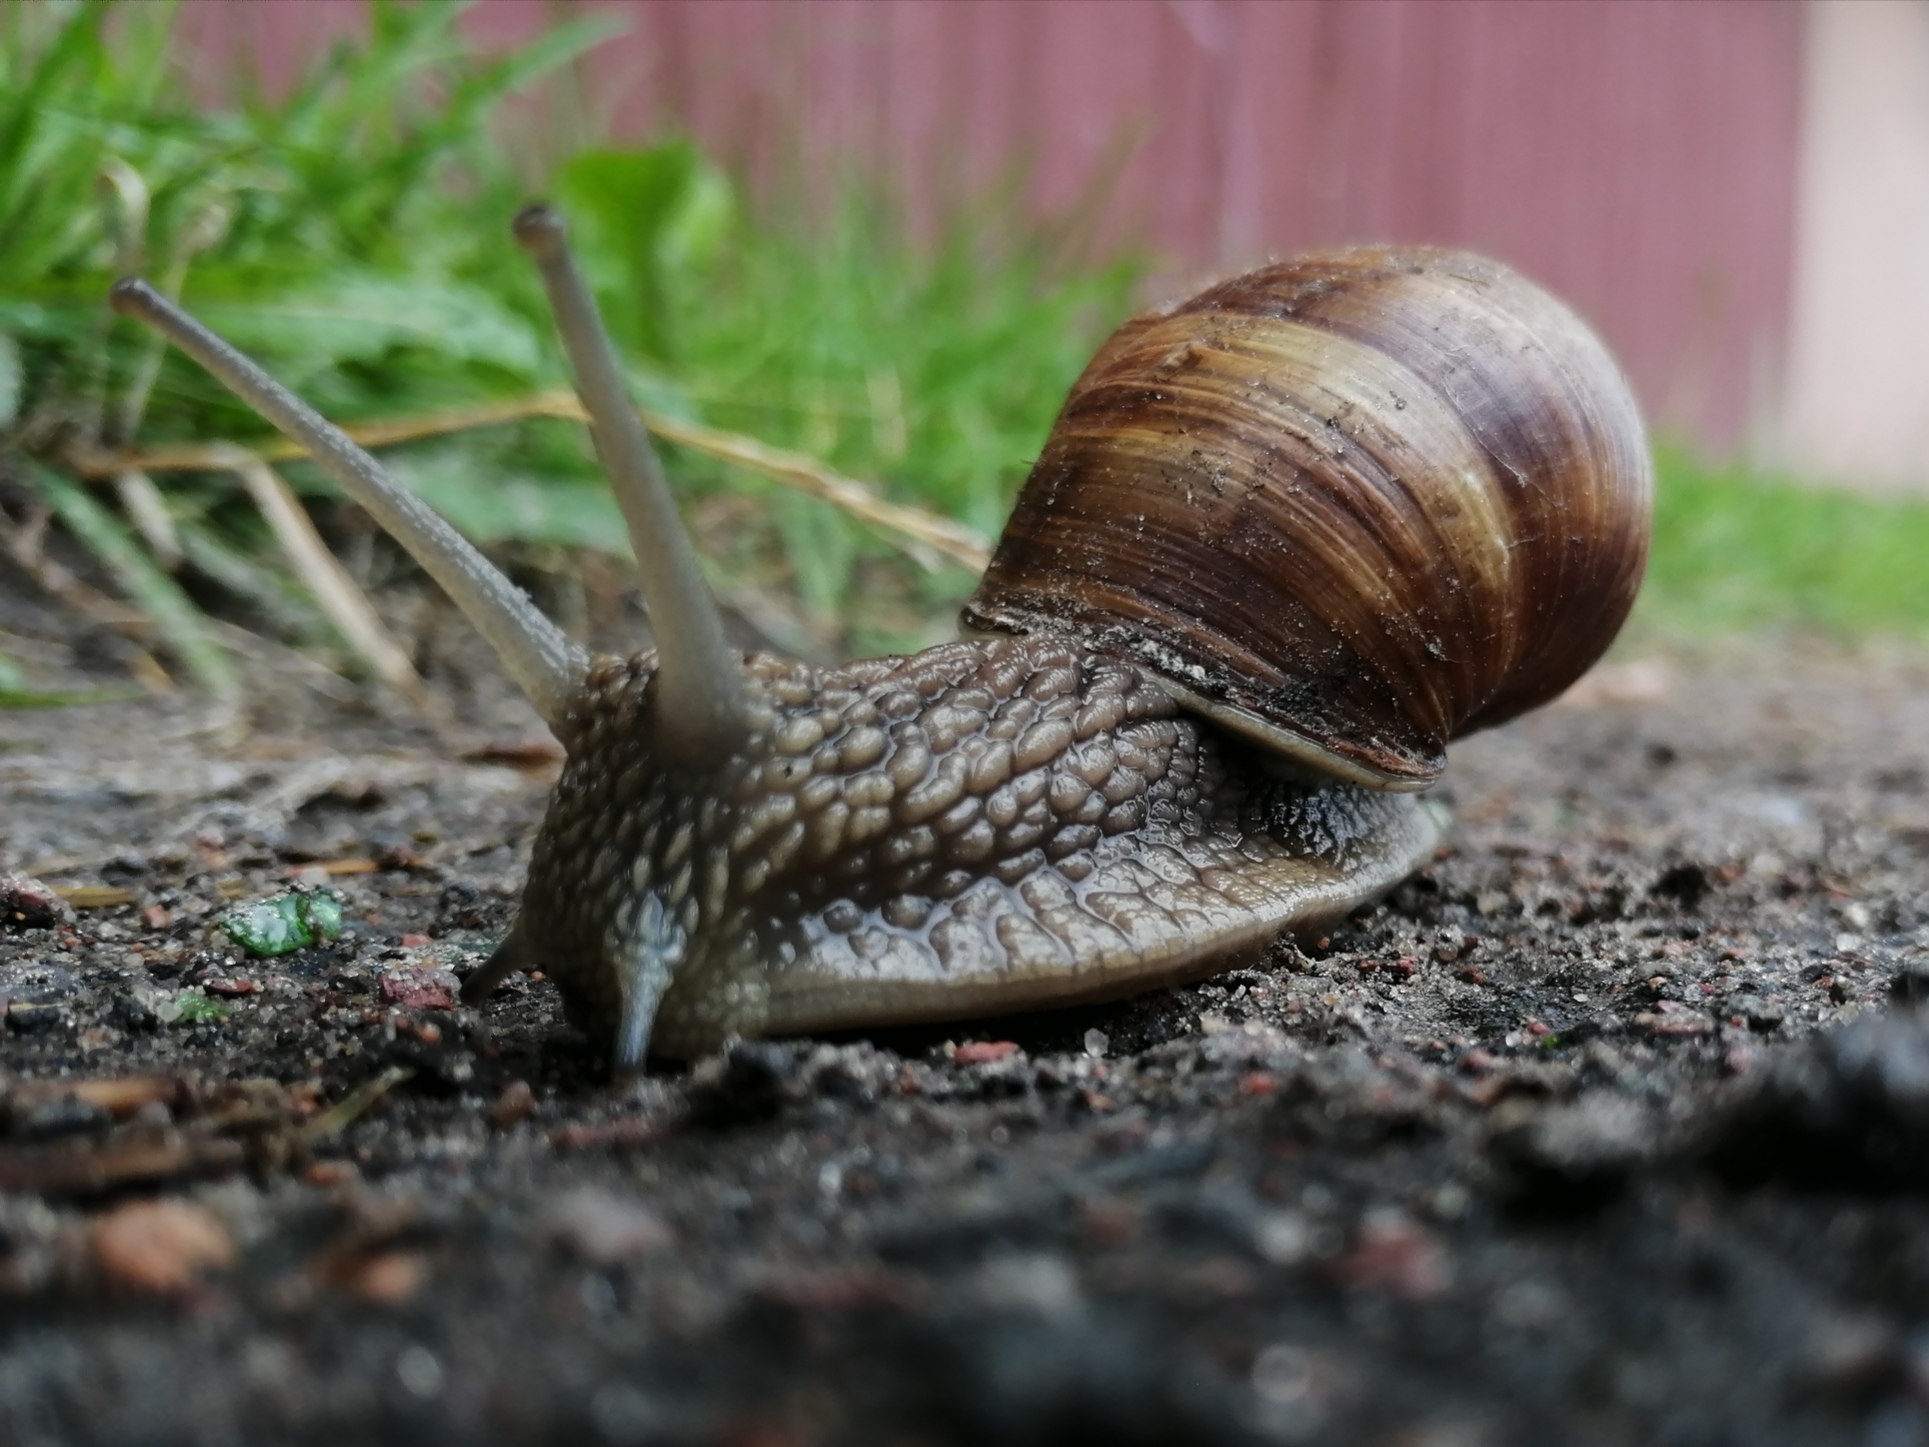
xmin=1784 ymin=0 xmax=1929 ymax=491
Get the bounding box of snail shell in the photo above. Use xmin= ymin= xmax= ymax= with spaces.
xmin=111 ymin=225 xmax=1649 ymax=1070
xmin=964 ymin=246 xmax=1652 ymax=789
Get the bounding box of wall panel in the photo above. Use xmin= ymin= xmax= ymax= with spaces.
xmin=174 ymin=0 xmax=1804 ymax=454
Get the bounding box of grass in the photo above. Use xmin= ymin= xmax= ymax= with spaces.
xmin=0 ymin=0 xmax=1143 ymax=691
xmin=2 ymin=2 xmax=1927 ymax=706
xmin=1638 ymin=446 xmax=1929 ymax=641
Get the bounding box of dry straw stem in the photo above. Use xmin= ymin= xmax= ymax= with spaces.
xmin=202 ymin=446 xmax=429 ymax=707
xmin=78 ymin=393 xmax=996 ymax=574
xmin=111 ymin=471 xmax=182 ymax=568
xmin=58 ymin=445 xmax=426 ymax=703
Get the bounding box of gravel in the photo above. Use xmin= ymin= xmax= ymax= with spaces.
xmin=4 ymin=633 xmax=1929 ymax=1445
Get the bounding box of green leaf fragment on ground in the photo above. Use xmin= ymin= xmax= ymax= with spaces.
xmin=170 ymin=991 xmax=228 ymax=1025
xmin=297 ymin=890 xmax=344 ymax=942
xmin=219 ymin=889 xmax=343 ymax=956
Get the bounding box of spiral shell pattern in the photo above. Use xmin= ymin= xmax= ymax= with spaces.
xmin=963 ymin=246 xmax=1652 ymax=789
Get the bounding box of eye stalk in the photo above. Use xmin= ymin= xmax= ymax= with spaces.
xmin=110 ymin=206 xmax=754 ymax=767
xmin=108 ymin=277 xmax=586 ymax=725
xmin=512 ymin=203 xmax=749 ymax=767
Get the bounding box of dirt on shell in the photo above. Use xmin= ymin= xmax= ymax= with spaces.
xmin=5 ymin=632 xmax=1929 ymax=1447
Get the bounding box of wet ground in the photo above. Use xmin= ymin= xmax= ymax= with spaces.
xmin=4 ymin=625 xmax=1929 ymax=1446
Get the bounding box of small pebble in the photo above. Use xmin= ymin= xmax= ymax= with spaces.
xmin=489 ymin=1080 xmax=536 ymax=1130
xmin=93 ymin=1199 xmax=235 ymax=1294
xmin=953 ymin=1040 xmax=1019 ymax=1065
xmin=395 ymin=1343 xmax=444 ymax=1397
xmin=378 ymin=967 xmax=458 ymax=1012
xmin=1253 ymin=1210 xmax=1313 ymax=1265
xmin=0 ymin=875 xmax=72 ymax=931
xmin=110 ymin=992 xmax=159 ymax=1032
xmin=1332 ymin=1210 xmax=1449 ymax=1301
xmin=540 ymin=1187 xmax=671 ymax=1265
xmin=348 ymin=1251 xmax=427 ymax=1305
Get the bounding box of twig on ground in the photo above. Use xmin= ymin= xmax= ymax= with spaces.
xmin=301 ymin=1066 xmax=415 ymax=1145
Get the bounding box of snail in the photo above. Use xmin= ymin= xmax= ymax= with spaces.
xmin=109 ymin=206 xmax=1650 ymax=1070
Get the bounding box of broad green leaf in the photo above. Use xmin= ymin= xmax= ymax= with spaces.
xmin=192 ymin=273 xmax=546 ymax=383
xmin=0 ymin=1 xmax=1155 ymax=660
xmin=554 ymin=143 xmax=736 ymax=360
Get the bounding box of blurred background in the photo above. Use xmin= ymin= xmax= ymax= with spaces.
xmin=4 ymin=0 xmax=1928 ymax=707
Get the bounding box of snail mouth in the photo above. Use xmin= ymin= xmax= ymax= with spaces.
xmin=612 ymin=894 xmax=689 ymax=1073
xmin=614 ymin=952 xmax=672 ymax=1073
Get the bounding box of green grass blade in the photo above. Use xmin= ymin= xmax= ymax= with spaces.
xmin=0 ymin=0 xmax=107 ymax=192
xmin=0 ymin=330 xmax=19 ymax=427
xmin=0 ymin=685 xmax=143 ymax=709
xmin=28 ymin=465 xmax=240 ymax=698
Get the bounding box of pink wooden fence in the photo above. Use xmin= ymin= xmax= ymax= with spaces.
xmin=175 ymin=0 xmax=1804 ymax=454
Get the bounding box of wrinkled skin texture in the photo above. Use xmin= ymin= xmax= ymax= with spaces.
xmin=511 ymin=636 xmax=1438 ymax=1061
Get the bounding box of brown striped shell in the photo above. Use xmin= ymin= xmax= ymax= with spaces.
xmin=961 ymin=247 xmax=1652 ymax=790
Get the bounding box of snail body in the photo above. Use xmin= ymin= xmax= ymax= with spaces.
xmin=518 ymin=639 xmax=1435 ymax=1059
xmin=112 ymin=217 xmax=1649 ymax=1070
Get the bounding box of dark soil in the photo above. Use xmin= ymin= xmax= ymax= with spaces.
xmin=6 ymin=622 xmax=1929 ymax=1447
